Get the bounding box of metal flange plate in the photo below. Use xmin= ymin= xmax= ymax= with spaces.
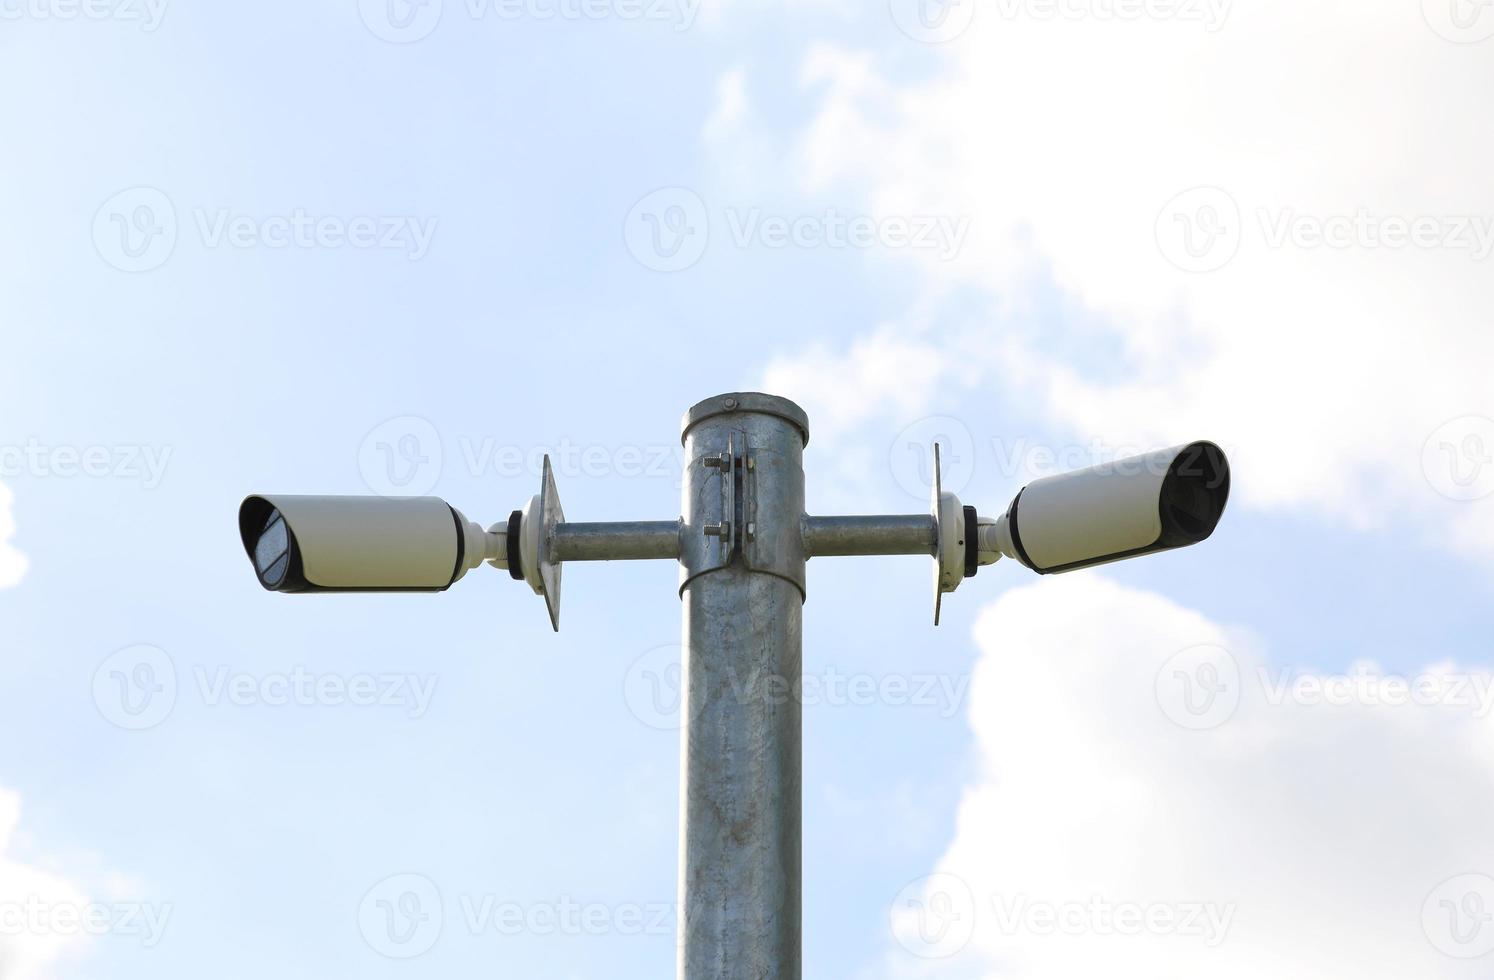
xmin=931 ymin=443 xmax=964 ymax=625
xmin=538 ymin=454 xmax=564 ymax=631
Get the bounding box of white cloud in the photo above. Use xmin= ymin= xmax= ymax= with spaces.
xmin=720 ymin=2 xmax=1494 ymax=557
xmin=763 ymin=326 xmax=958 ymax=446
xmin=703 ymin=67 xmax=749 ymax=142
xmin=886 ymin=575 xmax=1494 ymax=977
xmin=0 ymin=789 xmax=90 ymax=978
xmin=0 ymin=484 xmax=25 ymax=589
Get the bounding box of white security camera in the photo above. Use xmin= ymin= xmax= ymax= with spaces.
xmin=977 ymin=441 xmax=1229 ymax=574
xmin=238 ymin=495 xmax=505 ymax=593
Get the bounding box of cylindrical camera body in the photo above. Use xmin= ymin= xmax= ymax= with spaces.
xmin=994 ymin=441 xmax=1229 ymax=574
xmin=238 ymin=494 xmax=475 ymax=592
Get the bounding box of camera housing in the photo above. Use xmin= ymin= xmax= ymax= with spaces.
xmin=238 ymin=494 xmax=498 ymax=593
xmin=982 ymin=441 xmax=1230 ymax=574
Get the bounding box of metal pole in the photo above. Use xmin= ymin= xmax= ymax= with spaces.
xmin=551 ymin=521 xmax=682 ymax=561
xmin=801 ymin=514 xmax=936 ymax=557
xmin=678 ymin=393 xmax=808 ymax=979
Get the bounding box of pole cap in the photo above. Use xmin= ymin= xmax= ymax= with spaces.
xmin=680 ymin=392 xmax=810 ymax=447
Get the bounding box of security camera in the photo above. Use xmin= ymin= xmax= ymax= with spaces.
xmin=238 ymin=495 xmax=506 ymax=593
xmin=977 ymin=441 xmax=1229 ymax=574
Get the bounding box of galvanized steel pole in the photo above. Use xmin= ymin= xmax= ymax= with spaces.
xmin=677 ymin=394 xmax=808 ymax=979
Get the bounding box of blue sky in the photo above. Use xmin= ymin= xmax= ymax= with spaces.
xmin=4 ymin=1 xmax=1494 ymax=977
